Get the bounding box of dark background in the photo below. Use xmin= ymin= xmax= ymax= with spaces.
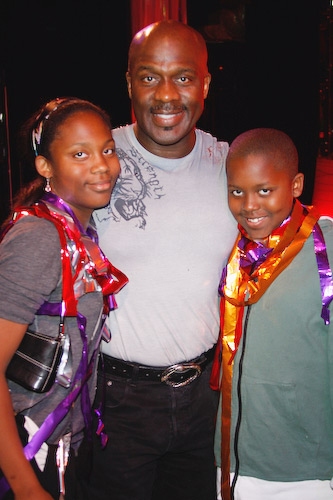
xmin=0 ymin=0 xmax=328 ymax=223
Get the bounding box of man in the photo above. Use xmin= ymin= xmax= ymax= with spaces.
xmin=89 ymin=19 xmax=237 ymax=500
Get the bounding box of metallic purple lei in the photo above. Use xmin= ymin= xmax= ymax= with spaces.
xmin=312 ymin=222 xmax=333 ymax=325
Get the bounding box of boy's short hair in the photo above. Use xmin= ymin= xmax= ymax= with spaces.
xmin=227 ymin=128 xmax=299 ymax=178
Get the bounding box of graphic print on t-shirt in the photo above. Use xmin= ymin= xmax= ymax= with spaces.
xmin=97 ymin=146 xmax=164 ymax=229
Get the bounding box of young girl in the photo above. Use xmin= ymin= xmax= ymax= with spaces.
xmin=0 ymin=97 xmax=128 ymax=499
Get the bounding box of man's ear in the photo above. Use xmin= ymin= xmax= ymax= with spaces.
xmin=203 ymin=73 xmax=211 ymax=100
xmin=126 ymin=71 xmax=132 ymax=99
xmin=292 ymin=172 xmax=304 ymax=198
xmin=35 ymin=155 xmax=53 ymax=179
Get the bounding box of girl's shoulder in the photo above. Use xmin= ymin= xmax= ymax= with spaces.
xmin=1 ymin=214 xmax=60 ymax=251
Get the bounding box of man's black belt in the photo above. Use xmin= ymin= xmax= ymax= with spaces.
xmin=99 ymin=345 xmax=216 ymax=388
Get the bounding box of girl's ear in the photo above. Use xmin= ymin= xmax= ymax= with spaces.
xmin=292 ymin=172 xmax=304 ymax=198
xmin=35 ymin=155 xmax=53 ymax=179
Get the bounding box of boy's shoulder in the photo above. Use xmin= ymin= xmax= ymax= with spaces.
xmin=318 ymin=216 xmax=333 ymax=259
xmin=319 ymin=215 xmax=333 ymax=234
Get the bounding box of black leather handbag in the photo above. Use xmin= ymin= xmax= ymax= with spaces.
xmin=6 ymin=326 xmax=64 ymax=393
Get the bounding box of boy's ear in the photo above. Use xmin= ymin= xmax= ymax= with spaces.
xmin=35 ymin=155 xmax=53 ymax=179
xmin=292 ymin=172 xmax=304 ymax=198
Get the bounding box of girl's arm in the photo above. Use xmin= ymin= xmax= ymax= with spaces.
xmin=0 ymin=317 xmax=53 ymax=500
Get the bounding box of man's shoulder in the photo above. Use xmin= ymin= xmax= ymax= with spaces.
xmin=112 ymin=123 xmax=132 ymax=138
xmin=195 ymin=128 xmax=229 ymax=151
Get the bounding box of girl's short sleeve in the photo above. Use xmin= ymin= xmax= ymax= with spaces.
xmin=0 ymin=216 xmax=62 ymax=324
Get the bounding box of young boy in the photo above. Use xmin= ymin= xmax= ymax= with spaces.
xmin=211 ymin=128 xmax=333 ymax=500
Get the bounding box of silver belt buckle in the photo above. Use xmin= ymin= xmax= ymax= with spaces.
xmin=161 ymin=362 xmax=202 ymax=388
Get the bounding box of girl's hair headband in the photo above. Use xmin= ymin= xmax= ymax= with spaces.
xmin=31 ymin=97 xmax=67 ymax=156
